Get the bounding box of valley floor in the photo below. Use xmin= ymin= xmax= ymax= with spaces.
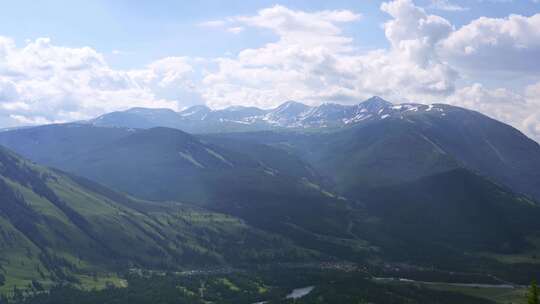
xmin=2 ymin=263 xmax=531 ymax=304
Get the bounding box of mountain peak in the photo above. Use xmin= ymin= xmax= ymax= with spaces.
xmin=276 ymin=100 xmax=308 ymax=109
xmin=361 ymin=96 xmax=392 ymax=106
xmin=358 ymin=96 xmax=392 ymax=112
xmin=120 ymin=127 xmax=196 ymax=147
xmin=178 ymin=104 xmax=212 ymax=119
xmin=273 ymin=100 xmax=310 ymax=115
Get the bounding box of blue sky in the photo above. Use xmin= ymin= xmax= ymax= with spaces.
xmin=0 ymin=0 xmax=540 ymax=140
xmin=1 ymin=0 xmax=537 ymax=68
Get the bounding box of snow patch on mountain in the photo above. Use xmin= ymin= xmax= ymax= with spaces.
xmin=179 ymin=151 xmax=205 ymax=168
xmin=89 ymin=96 xmax=450 ymax=132
xmin=205 ymin=148 xmax=234 ymax=167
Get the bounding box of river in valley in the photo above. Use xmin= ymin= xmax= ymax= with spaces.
xmin=253 ymin=285 xmax=315 ymax=304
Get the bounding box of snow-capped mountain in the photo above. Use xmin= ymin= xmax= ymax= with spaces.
xmin=177 ymin=105 xmax=212 ymax=120
xmin=88 ymin=96 xmax=451 ymax=133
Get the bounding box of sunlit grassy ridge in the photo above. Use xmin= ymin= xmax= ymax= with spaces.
xmin=0 ymin=147 xmax=316 ymax=295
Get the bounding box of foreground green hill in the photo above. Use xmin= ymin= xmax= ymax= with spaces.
xmin=0 ymin=146 xmax=316 ymax=294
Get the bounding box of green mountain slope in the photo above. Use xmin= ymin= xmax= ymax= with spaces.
xmin=2 ymin=120 xmax=540 ymax=283
xmin=302 ymin=119 xmax=460 ymax=196
xmin=357 ymin=169 xmax=540 ymax=258
xmin=199 ymin=121 xmax=540 ymax=270
xmin=403 ymin=104 xmax=540 ymax=201
xmin=0 ymin=126 xmax=379 ymax=263
xmin=0 ymin=146 xmax=316 ymax=294
xmin=0 ymin=125 xmax=323 ymax=203
xmin=214 ymin=105 xmax=540 ymax=202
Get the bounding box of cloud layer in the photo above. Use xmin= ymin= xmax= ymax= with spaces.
xmin=441 ymin=13 xmax=540 ymax=73
xmin=0 ymin=0 xmax=539 ymax=141
xmin=201 ymin=1 xmax=460 ymax=109
xmin=0 ymin=37 xmax=198 ymax=126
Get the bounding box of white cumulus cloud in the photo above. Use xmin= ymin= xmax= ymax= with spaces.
xmin=0 ymin=37 xmax=201 ymax=127
xmin=440 ymin=13 xmax=540 ymax=73
xmin=1 ymin=1 xmax=540 ymax=143
xmin=200 ymin=2 xmax=459 ymax=109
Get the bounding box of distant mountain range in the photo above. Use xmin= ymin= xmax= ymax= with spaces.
xmin=87 ymin=96 xmax=451 ymax=133
xmin=2 ymin=96 xmax=540 ymax=291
